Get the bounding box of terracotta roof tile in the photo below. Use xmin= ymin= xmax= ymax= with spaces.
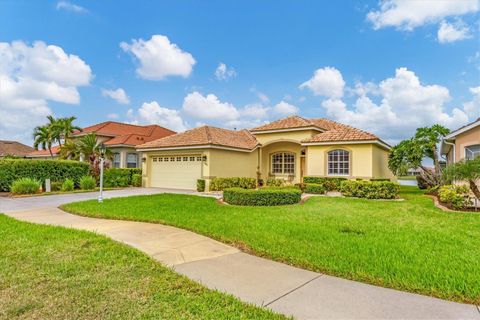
xmin=250 ymin=116 xmax=316 ymax=131
xmin=0 ymin=140 xmax=34 ymax=157
xmin=137 ymin=126 xmax=259 ymax=150
xmin=27 ymin=145 xmax=61 ymax=157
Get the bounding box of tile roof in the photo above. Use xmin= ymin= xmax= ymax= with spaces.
xmin=27 ymin=145 xmax=61 ymax=157
xmin=250 ymin=116 xmax=318 ymax=131
xmin=73 ymin=122 xmax=176 ymax=146
xmin=137 ymin=126 xmax=259 ymax=150
xmin=0 ymin=140 xmax=34 ymax=157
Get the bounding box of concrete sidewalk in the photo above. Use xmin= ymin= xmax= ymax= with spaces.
xmin=2 ymin=191 xmax=479 ymax=319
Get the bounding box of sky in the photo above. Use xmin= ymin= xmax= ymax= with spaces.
xmin=0 ymin=0 xmax=479 ymax=146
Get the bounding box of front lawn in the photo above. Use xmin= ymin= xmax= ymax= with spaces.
xmin=0 ymin=215 xmax=283 ymax=319
xmin=62 ymin=187 xmax=480 ymax=304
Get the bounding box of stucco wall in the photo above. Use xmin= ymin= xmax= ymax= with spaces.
xmin=372 ymin=145 xmax=395 ymax=180
xmin=207 ymin=149 xmax=259 ymax=179
xmin=306 ymin=144 xmax=374 ymax=178
xmin=454 ymin=126 xmax=480 ymax=161
xmin=253 ymin=130 xmax=319 ymax=145
xmin=260 ymin=141 xmax=303 ymax=183
xmin=109 ymin=147 xmax=139 ymax=168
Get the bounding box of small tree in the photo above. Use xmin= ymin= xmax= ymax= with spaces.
xmin=443 ymin=157 xmax=480 ymax=199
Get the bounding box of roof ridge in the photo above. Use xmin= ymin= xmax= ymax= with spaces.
xmin=204 ymin=126 xmax=213 ymax=144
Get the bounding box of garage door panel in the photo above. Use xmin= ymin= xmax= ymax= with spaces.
xmin=150 ymin=155 xmax=202 ymax=190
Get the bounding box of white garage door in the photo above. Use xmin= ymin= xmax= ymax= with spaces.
xmin=150 ymin=155 xmax=202 ymax=190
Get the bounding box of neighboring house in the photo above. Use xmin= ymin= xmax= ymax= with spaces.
xmin=26 ymin=145 xmax=61 ymax=159
xmin=0 ymin=140 xmax=34 ymax=158
xmin=137 ymin=116 xmax=394 ymax=190
xmin=441 ymin=118 xmax=480 ymax=164
xmin=27 ymin=122 xmax=176 ymax=168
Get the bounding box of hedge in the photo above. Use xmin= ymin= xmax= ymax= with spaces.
xmin=0 ymin=159 xmax=89 ymax=192
xmin=304 ymin=183 xmax=326 ymax=194
xmin=303 ymin=176 xmax=347 ymax=191
xmin=340 ymin=180 xmax=399 ymax=199
xmin=223 ymin=187 xmax=301 ymax=206
xmin=209 ymin=177 xmax=256 ymax=191
xmin=104 ymin=168 xmax=142 ymax=188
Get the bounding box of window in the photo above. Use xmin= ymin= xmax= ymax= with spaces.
xmin=152 ymin=157 xmax=157 ymax=162
xmin=177 ymin=156 xmax=182 ymax=161
xmin=197 ymin=156 xmax=202 ymax=161
xmin=465 ymin=145 xmax=480 ymax=160
xmin=271 ymin=152 xmax=295 ymax=174
xmin=113 ymin=153 xmax=121 ymax=168
xmin=328 ymin=149 xmax=350 ymax=176
xmin=126 ymin=153 xmax=138 ymax=168
xmin=190 ymin=156 xmax=195 ymax=161
xmin=183 ymin=156 xmax=188 ymax=161
xmin=170 ymin=157 xmax=175 ymax=162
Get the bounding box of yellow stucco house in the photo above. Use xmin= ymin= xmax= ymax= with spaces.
xmin=137 ymin=116 xmax=394 ymax=190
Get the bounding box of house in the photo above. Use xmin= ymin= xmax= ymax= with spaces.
xmin=27 ymin=122 xmax=176 ymax=168
xmin=441 ymin=118 xmax=480 ymax=164
xmin=137 ymin=116 xmax=394 ymax=190
xmin=0 ymin=140 xmax=34 ymax=158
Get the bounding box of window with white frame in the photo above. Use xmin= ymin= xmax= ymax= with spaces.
xmin=113 ymin=153 xmax=121 ymax=168
xmin=465 ymin=145 xmax=480 ymax=160
xmin=271 ymin=152 xmax=295 ymax=174
xmin=328 ymin=149 xmax=350 ymax=176
xmin=126 ymin=153 xmax=138 ymax=168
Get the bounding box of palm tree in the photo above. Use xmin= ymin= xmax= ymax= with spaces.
xmin=444 ymin=157 xmax=480 ymax=200
xmin=57 ymin=116 xmax=82 ymax=141
xmin=33 ymin=125 xmax=55 ymax=158
xmin=58 ymin=139 xmax=80 ymax=160
xmin=46 ymin=115 xmax=62 ymax=147
xmin=77 ymin=133 xmax=112 ymax=165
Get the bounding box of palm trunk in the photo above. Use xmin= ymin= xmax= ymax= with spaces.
xmin=48 ymin=147 xmax=53 ymax=159
xmin=432 ymin=145 xmax=441 ymax=175
xmin=469 ymin=179 xmax=480 ymax=199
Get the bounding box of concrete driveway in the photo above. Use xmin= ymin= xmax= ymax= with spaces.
xmin=1 ymin=189 xmax=479 ymax=320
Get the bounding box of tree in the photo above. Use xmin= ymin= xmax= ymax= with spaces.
xmin=388 ymin=124 xmax=450 ymax=187
xmin=33 ymin=125 xmax=55 ymax=158
xmin=77 ymin=133 xmax=112 ymax=177
xmin=58 ymin=139 xmax=80 ymax=160
xmin=56 ymin=116 xmax=82 ymax=141
xmin=443 ymin=157 xmax=480 ymax=199
xmin=46 ymin=115 xmax=62 ymax=147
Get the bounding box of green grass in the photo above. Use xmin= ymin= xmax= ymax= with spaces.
xmin=0 ymin=215 xmax=284 ymax=320
xmin=62 ymin=186 xmax=480 ymax=305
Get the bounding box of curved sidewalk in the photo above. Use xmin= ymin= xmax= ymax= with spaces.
xmin=2 ymin=191 xmax=479 ymax=320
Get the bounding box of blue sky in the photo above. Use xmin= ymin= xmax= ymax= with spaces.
xmin=0 ymin=0 xmax=479 ymax=145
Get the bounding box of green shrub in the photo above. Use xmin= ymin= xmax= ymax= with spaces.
xmin=197 ymin=179 xmax=205 ymax=192
xmin=223 ymin=187 xmax=302 ymax=206
xmin=0 ymin=159 xmax=89 ymax=192
xmin=209 ymin=177 xmax=256 ymax=191
xmin=303 ymin=176 xmax=347 ymax=191
xmin=438 ymin=185 xmax=469 ymax=210
xmin=370 ymin=178 xmax=390 ymax=181
xmin=104 ymin=168 xmax=131 ymax=188
xmin=79 ymin=176 xmax=96 ymax=190
xmin=61 ymin=178 xmax=75 ymax=192
xmin=11 ymin=178 xmax=41 ymax=194
xmin=340 ymin=180 xmax=399 ymax=199
xmin=132 ymin=174 xmax=142 ymax=187
xmin=294 ymin=183 xmax=306 ymax=192
xmin=304 ymin=183 xmax=326 ymax=194
xmin=266 ymin=178 xmax=285 ymax=187
xmin=51 ymin=181 xmax=63 ymax=192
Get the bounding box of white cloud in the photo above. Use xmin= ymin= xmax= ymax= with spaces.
xmin=463 ymin=86 xmax=480 ymax=119
xmin=56 ymin=1 xmax=88 ymax=13
xmin=182 ymin=91 xmax=239 ymax=121
xmin=367 ymin=0 xmax=479 ymax=31
xmin=437 ymin=20 xmax=472 ymax=43
xmin=101 ymin=88 xmax=130 ymax=104
xmin=131 ymin=101 xmax=187 ymax=132
xmin=299 ymin=67 xmax=345 ymax=98
xmin=214 ymin=62 xmax=236 ymax=80
xmin=272 ymin=101 xmax=299 ymax=115
xmin=120 ymin=35 xmax=196 ymax=80
xmin=0 ymin=40 xmax=92 ymax=143
xmin=106 ymin=113 xmax=119 ymax=120
xmin=240 ymin=103 xmax=269 ymax=119
xmin=320 ymin=67 xmax=469 ymax=143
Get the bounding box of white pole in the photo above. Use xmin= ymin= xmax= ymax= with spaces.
xmin=98 ymin=157 xmax=104 ymax=203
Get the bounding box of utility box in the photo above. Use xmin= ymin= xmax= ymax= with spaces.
xmin=45 ymin=178 xmax=51 ymax=193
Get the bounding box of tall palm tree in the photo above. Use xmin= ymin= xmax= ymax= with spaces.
xmin=58 ymin=139 xmax=80 ymax=160
xmin=33 ymin=125 xmax=55 ymax=158
xmin=77 ymin=133 xmax=112 ymax=165
xmin=57 ymin=116 xmax=82 ymax=141
xmin=46 ymin=115 xmax=62 ymax=147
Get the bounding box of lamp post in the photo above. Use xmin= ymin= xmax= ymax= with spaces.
xmin=98 ymin=143 xmax=106 ymax=203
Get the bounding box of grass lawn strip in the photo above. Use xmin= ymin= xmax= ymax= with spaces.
xmin=0 ymin=215 xmax=285 ymax=320
xmin=62 ymin=187 xmax=480 ymax=305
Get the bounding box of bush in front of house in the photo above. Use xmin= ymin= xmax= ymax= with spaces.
xmin=438 ymin=185 xmax=469 ymax=210
xmin=51 ymin=181 xmax=63 ymax=192
xmin=197 ymin=179 xmax=205 ymax=192
xmin=0 ymin=159 xmax=90 ymax=192
xmin=79 ymin=176 xmax=96 ymax=190
xmin=223 ymin=187 xmax=302 ymax=206
xmin=61 ymin=179 xmax=75 ymax=192
xmin=209 ymin=177 xmax=257 ymax=191
xmin=370 ymin=178 xmax=391 ymax=181
xmin=340 ymin=180 xmax=399 ymax=199
xmin=266 ymin=178 xmax=285 ymax=187
xmin=304 ymin=183 xmax=326 ymax=194
xmin=104 ymin=168 xmax=143 ymax=188
xmin=11 ymin=178 xmax=41 ymax=195
xmin=303 ymin=176 xmax=347 ymax=191
xmin=132 ymin=174 xmax=142 ymax=187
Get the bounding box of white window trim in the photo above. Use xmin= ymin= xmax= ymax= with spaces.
xmin=327 ymin=149 xmax=350 ymax=176
xmin=271 ymin=152 xmax=295 ymax=175
xmin=126 ymin=153 xmax=138 ymax=168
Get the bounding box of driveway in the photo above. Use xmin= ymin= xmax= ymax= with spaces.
xmin=2 ymin=189 xmax=479 ymax=320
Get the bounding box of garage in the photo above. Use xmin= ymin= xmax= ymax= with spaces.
xmin=149 ymin=154 xmax=202 ymax=190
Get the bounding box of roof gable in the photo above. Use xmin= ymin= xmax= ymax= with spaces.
xmin=0 ymin=140 xmax=34 ymax=157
